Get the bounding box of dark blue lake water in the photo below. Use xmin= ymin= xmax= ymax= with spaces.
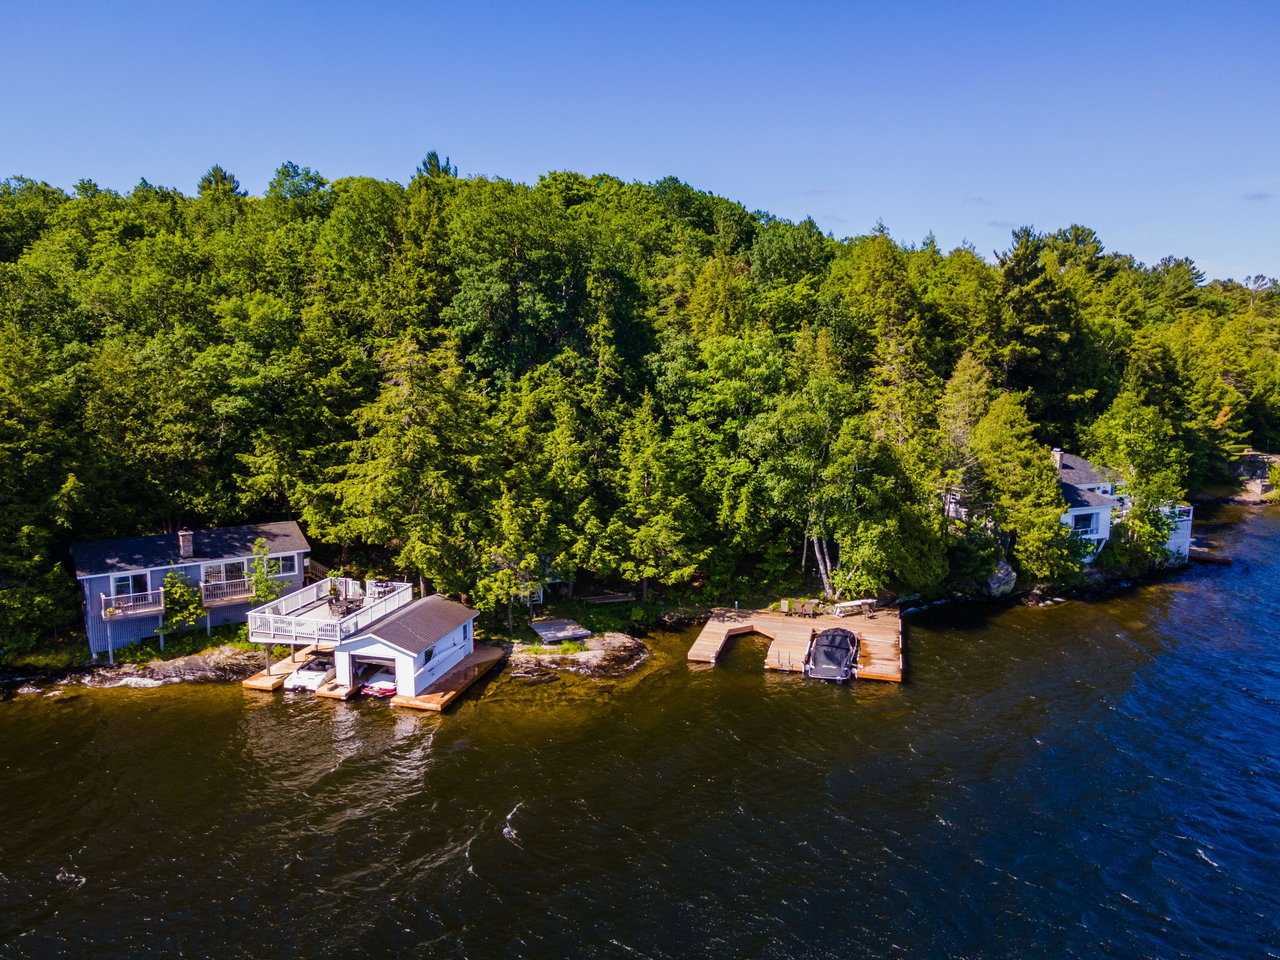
xmin=2 ymin=505 xmax=1277 ymax=959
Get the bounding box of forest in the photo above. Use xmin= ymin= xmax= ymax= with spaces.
xmin=1 ymin=155 xmax=1277 ymax=649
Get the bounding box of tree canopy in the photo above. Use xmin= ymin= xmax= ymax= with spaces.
xmin=1 ymin=162 xmax=1276 ymax=647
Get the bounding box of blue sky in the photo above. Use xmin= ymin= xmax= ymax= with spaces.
xmin=3 ymin=0 xmax=1276 ymax=278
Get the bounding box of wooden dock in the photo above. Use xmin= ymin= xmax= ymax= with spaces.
xmin=241 ymin=645 xmax=320 ymax=691
xmin=530 ymin=617 xmax=592 ymax=643
xmin=390 ymin=644 xmax=505 ymax=712
xmin=315 ymin=662 xmax=380 ymax=701
xmin=688 ymin=607 xmax=904 ymax=682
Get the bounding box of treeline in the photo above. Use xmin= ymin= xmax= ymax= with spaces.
xmin=1 ymin=156 xmax=1277 ymax=646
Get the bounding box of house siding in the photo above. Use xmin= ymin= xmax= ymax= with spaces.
xmin=409 ymin=623 xmax=474 ymax=696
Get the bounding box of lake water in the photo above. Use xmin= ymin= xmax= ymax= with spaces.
xmin=2 ymin=507 xmax=1278 ymax=959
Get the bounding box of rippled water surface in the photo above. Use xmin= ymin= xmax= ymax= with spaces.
xmin=3 ymin=507 xmax=1279 ymax=959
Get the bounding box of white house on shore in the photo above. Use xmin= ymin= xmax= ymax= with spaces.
xmin=246 ymin=579 xmax=479 ymax=698
xmin=1054 ymin=449 xmax=1193 ymax=562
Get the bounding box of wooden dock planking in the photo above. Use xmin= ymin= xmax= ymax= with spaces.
xmin=390 ymin=644 xmax=505 ymax=712
xmin=688 ymin=607 xmax=904 ymax=682
xmin=241 ymin=644 xmax=320 ymax=691
xmin=315 ymin=662 xmax=380 ymax=700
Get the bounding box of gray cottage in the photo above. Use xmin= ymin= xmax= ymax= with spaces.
xmin=70 ymin=521 xmax=310 ymax=661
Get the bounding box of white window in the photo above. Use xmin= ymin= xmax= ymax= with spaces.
xmin=203 ymin=560 xmax=247 ymax=583
xmin=1073 ymin=514 xmax=1097 ymax=535
xmin=113 ymin=574 xmax=149 ymax=596
xmin=277 ymin=555 xmax=297 ymax=575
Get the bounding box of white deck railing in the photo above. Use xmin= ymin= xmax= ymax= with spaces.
xmin=101 ymin=588 xmax=165 ymax=620
xmin=246 ymin=578 xmax=413 ymax=645
xmin=200 ymin=578 xmax=255 ymax=605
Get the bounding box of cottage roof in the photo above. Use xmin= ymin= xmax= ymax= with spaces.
xmin=70 ymin=521 xmax=309 ymax=578
xmin=1056 ymin=452 xmax=1115 ymax=487
xmin=1059 ymin=482 xmax=1120 ymax=510
xmin=352 ymin=595 xmax=478 ymax=655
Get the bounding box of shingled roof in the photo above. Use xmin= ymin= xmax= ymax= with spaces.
xmin=1057 ymin=451 xmax=1116 ymax=487
xmin=1060 ymin=483 xmax=1120 ymax=510
xmin=1055 ymin=451 xmax=1121 ymax=510
xmin=70 ymin=521 xmax=309 ymax=578
xmin=350 ymin=595 xmax=478 ymax=655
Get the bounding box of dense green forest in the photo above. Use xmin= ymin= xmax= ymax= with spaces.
xmin=2 ymin=156 xmax=1277 ymax=648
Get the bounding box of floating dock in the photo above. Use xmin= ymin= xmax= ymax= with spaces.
xmin=530 ymin=617 xmax=592 ymax=643
xmin=241 ymin=644 xmax=323 ymax=691
xmin=688 ymin=607 xmax=904 ymax=682
xmin=390 ymin=644 xmax=505 ymax=712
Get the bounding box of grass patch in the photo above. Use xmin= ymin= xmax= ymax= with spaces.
xmin=557 ymin=639 xmax=588 ymax=654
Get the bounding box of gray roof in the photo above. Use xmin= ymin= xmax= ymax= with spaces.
xmin=70 ymin=521 xmax=309 ymax=578
xmin=354 ymin=595 xmax=478 ymax=655
xmin=1059 ymin=482 xmax=1120 ymax=510
xmin=1057 ymin=452 xmax=1115 ymax=487
xmin=1055 ymin=451 xmax=1121 ymax=510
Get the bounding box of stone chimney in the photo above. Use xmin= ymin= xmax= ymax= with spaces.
xmin=1052 ymin=448 xmax=1064 ymax=470
xmin=178 ymin=527 xmax=194 ymax=560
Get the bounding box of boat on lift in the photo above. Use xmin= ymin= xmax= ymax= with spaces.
xmin=804 ymin=627 xmax=859 ymax=682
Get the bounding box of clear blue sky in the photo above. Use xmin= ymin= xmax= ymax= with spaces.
xmin=3 ymin=0 xmax=1276 ymax=279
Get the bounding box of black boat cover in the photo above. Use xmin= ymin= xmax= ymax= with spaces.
xmin=806 ymin=628 xmax=858 ymax=680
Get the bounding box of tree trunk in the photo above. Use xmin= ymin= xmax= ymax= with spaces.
xmin=817 ymin=537 xmax=834 ymax=598
xmin=507 ymin=597 xmax=514 ymax=635
xmin=641 ymin=577 xmax=649 ymax=603
xmin=812 ymin=536 xmax=832 ymax=598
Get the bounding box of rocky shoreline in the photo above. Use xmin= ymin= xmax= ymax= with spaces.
xmin=2 ymin=644 xmax=267 ymax=697
xmin=5 ymin=634 xmax=654 ymax=697
xmin=505 ymin=632 xmax=649 ymax=684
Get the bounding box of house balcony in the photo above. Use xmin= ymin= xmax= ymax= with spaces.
xmin=101 ymin=589 xmax=165 ymax=620
xmin=246 ymin=577 xmax=413 ymax=645
xmin=200 ymin=578 xmax=256 ymax=606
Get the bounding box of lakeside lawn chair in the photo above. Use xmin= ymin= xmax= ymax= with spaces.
xmin=780 ymin=599 xmax=792 ymax=616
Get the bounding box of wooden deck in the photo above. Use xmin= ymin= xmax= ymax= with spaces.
xmin=241 ymin=645 xmax=320 ymax=691
xmin=390 ymin=644 xmax=505 ymax=712
xmin=688 ymin=607 xmax=904 ymax=682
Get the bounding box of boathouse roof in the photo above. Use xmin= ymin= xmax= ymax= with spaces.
xmin=70 ymin=521 xmax=309 ymax=578
xmin=347 ymin=595 xmax=478 ymax=655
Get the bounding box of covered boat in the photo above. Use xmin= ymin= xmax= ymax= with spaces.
xmin=804 ymin=627 xmax=859 ymax=682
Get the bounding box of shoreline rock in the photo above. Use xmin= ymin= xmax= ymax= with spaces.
xmin=4 ymin=644 xmax=265 ymax=695
xmin=507 ymin=632 xmax=648 ymax=681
